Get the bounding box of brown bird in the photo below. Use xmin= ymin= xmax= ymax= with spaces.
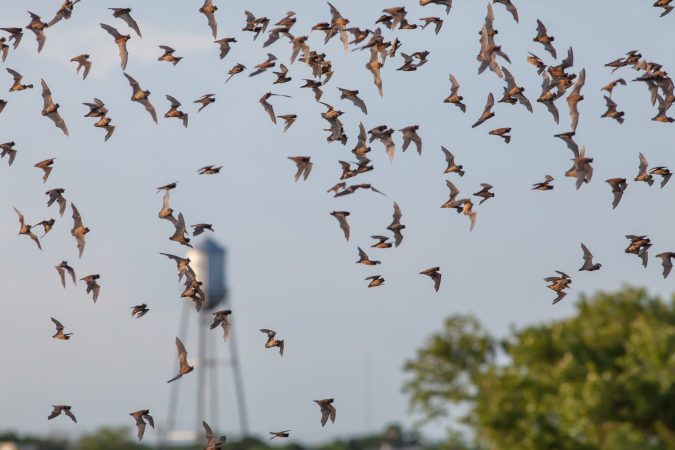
xmin=533 ymin=20 xmax=556 ymax=59
xmin=79 ymin=274 xmax=100 ymax=303
xmin=226 ymin=63 xmax=246 ymax=82
xmin=131 ymin=304 xmax=149 ymax=318
xmin=198 ymin=165 xmax=222 ymax=175
xmin=70 ymin=54 xmax=91 ymax=80
xmin=13 ymin=206 xmax=41 ymax=250
xmin=400 ymin=125 xmax=422 ymax=155
xmin=649 ymin=166 xmax=672 ymax=188
xmin=489 ymin=127 xmax=511 ymax=143
xmin=472 ymin=93 xmax=495 ymax=128
xmin=169 ymin=212 xmax=192 ymax=248
xmin=210 ymin=310 xmax=232 ymax=342
xmin=334 ymin=183 xmax=385 ymax=197
xmin=441 ymin=180 xmax=461 ymax=209
xmin=109 ymin=8 xmax=142 ymax=37
xmin=269 ymin=431 xmax=291 ymax=440
xmin=191 ymin=223 xmax=213 ymax=236
xmin=46 ymin=188 xmax=67 ymax=216
xmin=494 ymin=0 xmax=518 ymax=22
xmin=55 ymin=261 xmax=76 ymax=288
xmin=0 ymin=99 xmax=6 ymax=114
xmin=249 ymin=53 xmax=277 ymax=77
xmin=365 ymin=48 xmax=384 ymax=97
xmin=259 ymin=92 xmax=291 ymax=124
xmin=527 ymin=52 xmax=546 ymax=75
xmin=444 ymin=74 xmax=466 ymax=112
xmin=606 ymin=178 xmax=628 ymax=209
xmin=130 ymin=410 xmax=154 ymax=441
xmin=288 ymin=156 xmax=313 ymax=181
xmin=1 ymin=141 xmax=16 ymax=165
xmin=532 ymin=175 xmax=554 ymax=191
xmin=601 ymin=78 xmax=626 ymax=97
xmin=26 ymin=12 xmax=48 ymax=53
xmin=160 ymin=252 xmax=196 ymax=283
xmin=330 ymin=211 xmax=350 ymax=241
xmin=273 ymin=64 xmax=291 ymax=84
xmin=48 ymin=405 xmax=76 ymax=423
xmin=158 ymin=190 xmax=175 ymax=223
xmin=199 ymin=0 xmax=219 ymax=38
xmin=203 ymin=421 xmax=227 ymax=450
xmin=441 ymin=146 xmax=464 ymax=176
xmin=567 ymin=68 xmax=586 ymax=131
xmin=338 ymin=88 xmax=367 ymax=114
xmin=635 ymin=153 xmax=654 ymax=186
xmin=370 ymin=235 xmax=392 ymax=249
xmin=260 ymin=329 xmax=284 ymax=356
xmin=654 ymin=0 xmax=674 ymax=16
xmin=656 ymin=252 xmax=675 ymax=278
xmin=47 ymin=1 xmax=81 ymax=27
xmin=6 ymin=68 xmax=32 ymax=92
xmin=570 ymin=145 xmax=593 ymax=189
xmin=625 ymin=235 xmax=652 ymax=268
xmin=36 ymin=218 xmax=55 ymax=237
xmin=314 ymin=399 xmax=336 ymax=426
xmin=50 ymin=317 xmax=72 ymax=340
xmin=420 ymin=267 xmax=442 ymax=292
xmin=301 ymin=78 xmax=324 ymax=102
xmin=579 ymin=243 xmax=602 ymax=271
xmin=164 ymin=95 xmax=188 ymax=127
xmin=157 ymin=181 xmax=178 ymax=192
xmin=387 ymin=202 xmax=405 ymax=247
xmin=277 ymin=114 xmax=297 ymax=132
xmin=168 ymin=337 xmax=194 ymax=382
xmin=34 ymin=158 xmax=55 ymax=183
xmin=158 ymin=45 xmax=182 ymax=65
xmin=420 ymin=16 xmax=443 ymax=34
xmin=214 ymin=37 xmax=236 ymax=60
xmin=100 ymin=23 xmax=130 ymax=70
xmin=501 ymin=67 xmax=532 ymax=112
xmin=70 ymin=204 xmax=89 ymax=257
xmin=473 ymin=183 xmax=494 ymax=205
xmin=123 ymin=73 xmax=157 ymax=123
xmin=194 ymin=93 xmax=216 ymax=112
xmin=356 ymin=247 xmax=381 ymax=265
xmin=40 ymin=80 xmax=69 ymax=136
xmin=545 ymin=271 xmax=571 ymax=304
xmin=1 ymin=28 xmax=23 ymax=50
xmin=601 ymin=96 xmax=624 ymax=124
xmin=368 ymin=125 xmax=395 ymax=162
xmin=365 ymin=275 xmax=385 ymax=288
xmin=461 ymin=199 xmax=477 ymax=231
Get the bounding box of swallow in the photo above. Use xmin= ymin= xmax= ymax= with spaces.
xmin=569 ymin=145 xmax=593 ymax=189
xmin=79 ymin=274 xmax=100 ymax=303
xmin=25 ymin=12 xmax=48 ymax=52
xmin=168 ymin=337 xmax=194 ymax=383
xmin=92 ymin=115 xmax=115 ymax=142
xmin=203 ymin=421 xmax=226 ymax=450
xmin=649 ymin=166 xmax=672 ymax=188
xmin=130 ymin=410 xmax=154 ymax=441
xmin=36 ymin=218 xmax=55 ymax=237
xmin=259 ymin=92 xmax=291 ymax=124
xmin=315 ymin=399 xmax=336 ymax=426
xmin=109 ymin=8 xmax=142 ymax=37
xmin=194 ymin=94 xmax=216 ymax=112
xmin=635 ymin=153 xmax=654 ymax=186
xmin=537 ymin=72 xmax=561 ymax=123
xmin=1 ymin=141 xmax=16 ymax=165
xmin=420 ymin=16 xmax=443 ymax=34
xmin=493 ymin=0 xmax=518 ymax=22
xmin=34 ymin=158 xmax=55 ymax=183
xmin=472 ymin=93 xmax=495 ymax=128
xmin=356 ymin=247 xmax=381 ymax=265
xmin=100 ymin=23 xmax=130 ymax=70
xmin=70 ymin=204 xmax=89 ymax=257
xmin=654 ymin=0 xmax=674 ymax=16
xmin=70 ymin=54 xmax=91 ymax=80
xmin=249 ymin=53 xmax=277 ymax=77
xmin=199 ymin=0 xmax=219 ymax=38
xmin=400 ymin=125 xmax=422 ymax=155
xmin=273 ymin=64 xmax=291 ymax=84
xmin=527 ymin=52 xmax=545 ymax=74
xmin=50 ymin=317 xmax=73 ymax=340
xmin=40 ymin=80 xmax=69 ymax=136
xmin=170 ymin=212 xmax=192 ymax=248
xmin=164 ymin=95 xmax=188 ymax=128
xmin=653 ymin=95 xmax=675 ymax=123
xmin=198 ymin=165 xmax=222 ymax=175
xmin=83 ymin=98 xmax=108 ymax=118
xmin=157 ymin=181 xmax=178 ymax=192
xmin=441 ymin=180 xmax=461 ymax=209
xmin=300 ymin=79 xmax=323 ymax=102
xmin=277 ymin=114 xmax=297 ymax=132
xmin=6 ymin=68 xmax=32 ymax=92
xmin=567 ymin=68 xmax=586 ymax=131
xmin=473 ymin=183 xmax=494 ymax=205
xmin=439 ymin=146 xmax=465 ymax=177
xmin=160 ymin=252 xmax=196 ymax=282
xmin=579 ymin=243 xmax=602 ymax=271
xmin=226 ymin=63 xmax=246 ymax=82
xmin=181 ymin=278 xmax=205 ymax=311
xmin=656 ymin=252 xmax=675 ymax=278
xmin=386 ymin=202 xmax=405 ymax=247
xmin=370 ymin=235 xmax=392 ymax=249
xmin=1 ymin=28 xmax=23 ymax=50
xmin=366 ymin=48 xmax=384 ymax=97
xmin=47 ymin=1 xmax=81 ymax=27
xmin=269 ymin=431 xmax=291 ymax=440
xmin=419 ymin=0 xmax=453 ymax=14
xmin=55 ymin=261 xmax=76 ymax=288
xmin=460 ymin=199 xmax=477 ymax=231
xmin=444 ymin=74 xmax=466 ymax=112
xmin=544 ymin=271 xmax=571 ymax=304
xmin=209 ymin=310 xmax=232 ymax=342
xmin=488 ymin=127 xmax=511 ymax=143
xmin=334 ymin=183 xmax=386 ymax=197
xmin=327 ymin=2 xmax=350 ymax=52
xmin=131 ymin=304 xmax=149 ymax=318
xmin=1 ymin=38 xmax=9 ymax=62
xmin=501 ymin=67 xmax=532 ymax=112
xmin=260 ymin=329 xmax=284 ymax=356
xmin=532 ymin=175 xmax=554 ymax=191
xmin=189 ymin=223 xmax=212 ymax=237
xmin=214 ymin=37 xmax=236 ymax=59
xmin=288 ymin=156 xmax=312 ymax=181
xmin=606 ymin=178 xmax=628 ymax=209
xmin=337 ymin=88 xmax=367 ymax=114
xmin=46 ymin=188 xmax=67 ymax=216
xmin=123 ymin=73 xmax=157 ymax=123
xmin=625 ymin=235 xmax=652 ymax=268
xmin=48 ymin=405 xmax=76 ymax=423
xmin=368 ymin=125 xmax=396 ymax=161
xmin=157 ymin=190 xmax=175 ymax=223
xmin=601 ymin=96 xmax=624 ymax=124
xmin=243 ymin=11 xmax=270 ymax=40
xmin=158 ymin=45 xmax=182 ymax=65
xmin=554 ymin=131 xmax=579 ymax=158
xmin=419 ymin=267 xmax=442 ymax=292
xmin=601 ymin=78 xmax=626 ymax=97
xmin=13 ymin=206 xmax=41 ymax=250
xmin=289 ymin=34 xmax=310 ymax=64
xmin=329 ymin=211 xmax=350 ymax=241
xmin=533 ymin=20 xmax=556 ymax=59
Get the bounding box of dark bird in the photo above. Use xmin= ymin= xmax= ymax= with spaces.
xmin=259 ymin=92 xmax=291 ymax=124
xmin=472 ymin=93 xmax=495 ymax=128
xmin=210 ymin=310 xmax=232 ymax=342
xmin=420 ymin=16 xmax=443 ymax=34
xmin=25 ymin=12 xmax=48 ymax=53
xmin=160 ymin=252 xmax=195 ymax=282
xmin=13 ymin=206 xmax=41 ymax=250
xmin=191 ymin=223 xmax=213 ymax=236
xmin=48 ymin=1 xmax=81 ymax=27
xmin=40 ymin=80 xmax=68 ymax=136
xmin=100 ymin=23 xmax=130 ymax=70
xmin=273 ymin=64 xmax=291 ymax=84
xmin=0 ymin=141 xmax=17 ymax=165
xmin=226 ymin=63 xmax=246 ymax=82
xmin=288 ymin=156 xmax=312 ymax=181
xmin=260 ymin=329 xmax=284 ymax=356
xmin=545 ymin=271 xmax=571 ymax=304
xmin=6 ymin=68 xmax=32 ymax=92
xmin=269 ymin=431 xmax=291 ymax=440
xmin=169 ymin=212 xmax=192 ymax=248
xmin=168 ymin=337 xmax=194 ymax=383
xmin=48 ymin=405 xmax=76 ymax=423
xmin=601 ymin=78 xmax=626 ymax=97
xmin=199 ymin=0 xmax=219 ymax=38
xmin=579 ymin=243 xmax=602 ymax=271
xmin=501 ymin=67 xmax=532 ymax=112
xmin=601 ymin=96 xmax=624 ymax=124
xmin=164 ymin=95 xmax=188 ymax=127
xmin=650 ymin=166 xmax=672 ymax=188
xmin=36 ymin=219 xmax=55 ymax=237
xmin=488 ymin=127 xmax=511 ymax=143
xmin=444 ymin=74 xmax=466 ymax=112
xmin=109 ymin=8 xmax=142 ymax=37
xmin=203 ymin=421 xmax=226 ymax=450
xmin=158 ymin=45 xmax=182 ymax=65
xmin=419 ymin=267 xmax=442 ymax=292
xmin=46 ymin=188 xmax=67 ymax=216
xmin=365 ymin=48 xmax=384 ymax=97
xmin=314 ymin=399 xmax=336 ymax=426
xmin=301 ymin=79 xmax=324 ymax=102
xmin=55 ymin=261 xmax=76 ymax=288
xmin=654 ymin=0 xmax=674 ymax=16
xmin=533 ymin=20 xmax=556 ymax=59
xmin=1 ymin=28 xmax=23 ymax=50
xmin=70 ymin=54 xmax=91 ymax=80
xmin=473 ymin=183 xmax=494 ymax=205
xmin=635 ymin=153 xmax=654 ymax=186
xmin=532 ymin=175 xmax=554 ymax=191
xmin=387 ymin=202 xmax=405 ymax=247
xmin=356 ymin=247 xmax=381 ymax=265
xmin=70 ymin=204 xmax=89 ymax=258
xmin=656 ymin=252 xmax=675 ymax=278
xmin=625 ymin=235 xmax=652 ymax=268
xmin=567 ymin=68 xmax=586 ymax=131
xmin=131 ymin=303 xmax=149 ymax=318
xmin=371 ymin=235 xmax=392 ymax=249
xmin=606 ymin=178 xmax=628 ymax=209
xmin=124 ymin=73 xmax=157 ymax=123
xmin=34 ymin=158 xmax=55 ymax=183
xmin=493 ymin=0 xmax=518 ymax=22
xmin=338 ymin=88 xmax=367 ymax=114
xmin=400 ymin=125 xmax=422 ymax=155
xmin=130 ymin=410 xmax=154 ymax=441
xmin=365 ymin=275 xmax=385 ymax=288
xmin=194 ymin=94 xmax=216 ymax=112
xmin=527 ymin=52 xmax=546 ymax=74
xmin=277 ymin=114 xmax=297 ymax=132
xmin=330 ymin=211 xmax=350 ymax=241
xmin=441 ymin=146 xmax=464 ymax=176
xmin=81 ymin=274 xmax=101 ymax=303
xmin=249 ymin=53 xmax=277 ymax=77
xmin=51 ymin=317 xmax=72 ymax=340
xmin=198 ymin=165 xmax=222 ymax=175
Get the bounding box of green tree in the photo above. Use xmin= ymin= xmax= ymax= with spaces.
xmin=72 ymin=427 xmax=148 ymax=450
xmin=404 ymin=287 xmax=675 ymax=450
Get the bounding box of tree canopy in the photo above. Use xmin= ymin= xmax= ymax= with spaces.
xmin=404 ymin=287 xmax=675 ymax=450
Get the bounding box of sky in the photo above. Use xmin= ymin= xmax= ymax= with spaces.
xmin=0 ymin=0 xmax=674 ymax=446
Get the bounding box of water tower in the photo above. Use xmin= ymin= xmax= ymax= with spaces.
xmin=163 ymin=238 xmax=249 ymax=446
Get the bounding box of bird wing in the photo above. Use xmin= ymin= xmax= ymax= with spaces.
xmin=139 ymin=98 xmax=158 ymax=123
xmin=166 ymin=94 xmax=181 ymax=108
xmin=176 ymin=337 xmax=189 ymax=368
xmin=120 ymin=12 xmax=142 ymax=37
xmin=51 ymin=317 xmax=64 ymax=331
xmin=100 ymin=23 xmax=121 ymax=39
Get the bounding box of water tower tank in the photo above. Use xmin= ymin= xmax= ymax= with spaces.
xmin=186 ymin=238 xmax=228 ymax=310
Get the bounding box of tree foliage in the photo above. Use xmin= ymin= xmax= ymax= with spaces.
xmin=404 ymin=287 xmax=675 ymax=450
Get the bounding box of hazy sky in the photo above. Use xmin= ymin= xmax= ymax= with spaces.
xmin=1 ymin=0 xmax=674 ymax=445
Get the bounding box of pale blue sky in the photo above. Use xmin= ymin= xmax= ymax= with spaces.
xmin=0 ymin=0 xmax=674 ymax=445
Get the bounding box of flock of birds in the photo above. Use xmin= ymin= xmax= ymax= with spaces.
xmin=1 ymin=0 xmax=674 ymax=444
